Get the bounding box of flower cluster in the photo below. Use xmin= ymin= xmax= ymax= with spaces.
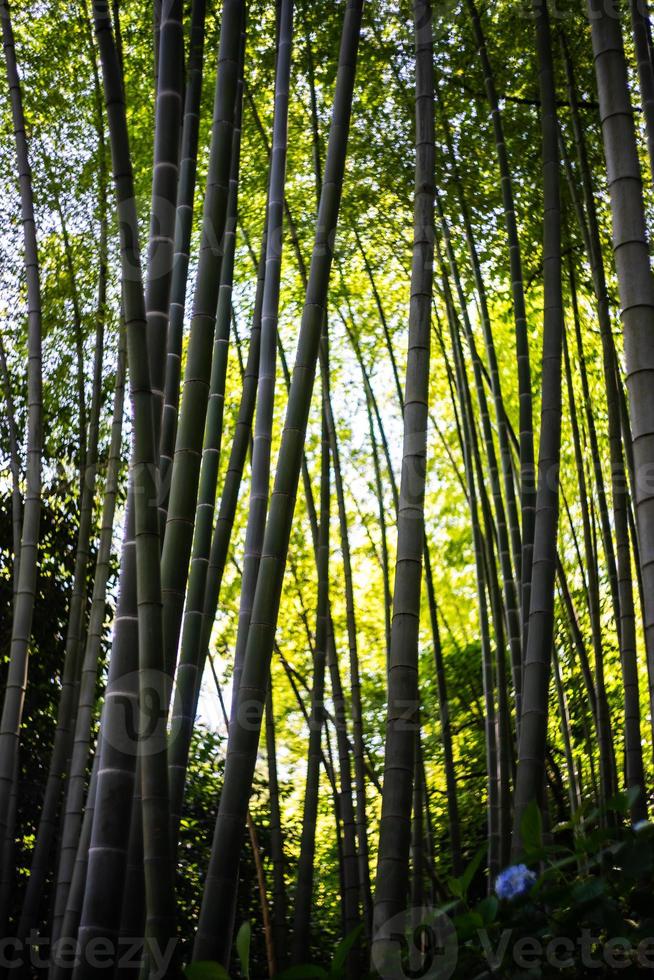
xmin=495 ymin=863 xmax=537 ymax=901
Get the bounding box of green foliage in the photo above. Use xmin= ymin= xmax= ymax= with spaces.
xmin=448 ymin=794 xmax=654 ymax=978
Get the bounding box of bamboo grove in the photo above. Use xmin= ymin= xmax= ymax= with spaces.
xmin=2 ymin=0 xmax=654 ymax=975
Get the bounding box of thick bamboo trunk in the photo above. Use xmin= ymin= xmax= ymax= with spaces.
xmin=629 ymin=0 xmax=654 ymax=181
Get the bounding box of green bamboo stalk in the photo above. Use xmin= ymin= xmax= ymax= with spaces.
xmin=145 ymin=0 xmax=184 ymax=458
xmin=75 ymin=2 xmax=174 ymax=970
xmin=167 ymin=214 xmax=267 ymax=847
xmin=160 ymin=0 xmax=244 ymax=680
xmin=18 ymin=231 xmax=106 ymax=940
xmin=291 ymin=318 xmax=330 ymax=967
xmin=466 ymin=0 xmax=535 ymax=660
xmin=159 ymin=0 xmax=208 ymax=521
xmin=229 ymin=0 xmax=293 ymax=718
xmin=0 ymin=0 xmax=44 ymax=878
xmin=423 ymin=548 xmax=462 ymax=875
xmin=513 ymin=0 xmax=564 ymax=844
xmin=0 ymin=334 xmax=21 ymax=597
xmin=193 ymin=1 xmax=363 ymax=962
xmin=436 ymin=191 xmax=521 ymax=732
xmin=50 ymin=181 xmax=87 ymax=493
xmin=435 ymin=75 xmax=521 ymax=591
xmin=279 ymin=335 xmax=362 ymax=954
xmin=167 ymin=40 xmax=245 ymax=847
xmin=372 ymin=0 xmax=434 ymax=947
xmin=552 ymin=647 xmax=582 ymax=816
xmin=51 ymin=746 xmax=100 ymax=980
xmin=51 ymin=328 xmax=127 ymax=945
xmin=265 ymin=684 xmax=288 ymax=968
xmin=562 ymin=328 xmax=616 ymax=803
xmin=322 ymin=371 xmax=370 ymax=940
xmin=444 ymin=268 xmax=500 ymax=882
xmin=557 ymin=75 xmax=621 ymax=637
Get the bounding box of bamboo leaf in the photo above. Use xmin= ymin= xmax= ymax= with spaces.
xmin=236 ymin=920 xmax=251 ymax=980
xmin=330 ymin=923 xmax=363 ymax=974
xmin=185 ymin=962 xmax=231 ymax=980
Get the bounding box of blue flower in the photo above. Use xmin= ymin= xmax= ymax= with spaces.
xmin=495 ymin=864 xmax=537 ymax=901
xmin=633 ymin=820 xmax=652 ymax=833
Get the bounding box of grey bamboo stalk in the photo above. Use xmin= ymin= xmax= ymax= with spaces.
xmin=159 ymin=0 xmax=207 ymax=519
xmin=372 ymin=0 xmax=434 ymax=946
xmin=75 ymin=2 xmax=174 ymax=971
xmin=279 ymin=335 xmax=362 ymax=951
xmin=18 ymin=234 xmax=106 ymax=941
xmin=145 ymin=0 xmax=184 ymax=459
xmin=466 ymin=0 xmax=535 ymax=662
xmin=630 ymin=0 xmax=654 ymax=181
xmin=247 ymin=214 xmax=362 ymax=956
xmin=444 ymin=269 xmax=500 ymax=881
xmin=50 ymin=181 xmax=87 ymax=491
xmin=423 ymin=547 xmax=462 ymax=875
xmin=229 ymin=0 xmax=293 ymax=719
xmin=303 ymin=55 xmax=370 ymax=933
xmin=51 ymin=10 xmax=120 ymax=938
xmin=0 ymin=334 xmax=21 ymax=596
xmin=322 ymin=370 xmax=371 ymax=938
xmin=193 ymin=1 xmax=364 ymax=961
xmin=436 ymin=191 xmax=521 ymax=730
xmin=435 ymin=80 xmax=521 ymax=592
xmin=265 ymin=684 xmax=288 ymax=968
xmin=51 ymin=329 xmax=127 ymax=945
xmin=50 ymin=746 xmax=100 ymax=980
xmin=513 ymin=0 xmax=564 ymax=844
xmin=167 ymin=221 xmax=266 ymax=837
xmin=0 ymin=755 xmax=17 ymax=935
xmin=292 ymin=317 xmax=330 ymax=967
xmin=324 ymin=613 xmax=362 ymax=959
xmin=564 ymin=35 xmax=651 ymax=798
xmin=562 ymin=328 xmax=616 ymax=804
xmin=552 ymin=647 xmax=582 ymax=816
xmin=20 ymin=17 xmax=110 ymax=915
xmin=410 ymin=731 xmax=425 ymax=909
xmin=556 ymin=559 xmax=598 ymax=732
xmin=167 ymin=45 xmax=245 ymax=846
xmin=0 ymin=0 xmax=44 ymax=871
xmin=558 ymin=105 xmax=620 ymax=635
xmin=587 ymin=0 xmax=654 ymax=716
xmin=206 ymin=649 xmax=278 ymax=980
xmin=160 ymin=0 xmax=244 ymax=680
